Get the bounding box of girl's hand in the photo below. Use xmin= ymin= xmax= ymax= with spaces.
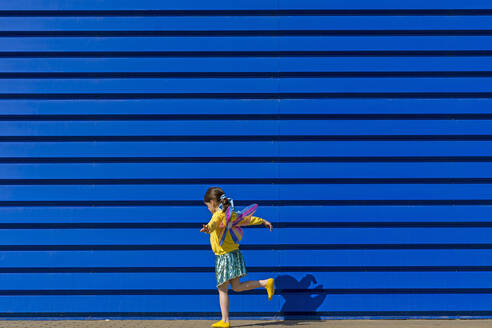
xmin=200 ymin=224 xmax=210 ymax=233
xmin=263 ymin=220 xmax=273 ymax=232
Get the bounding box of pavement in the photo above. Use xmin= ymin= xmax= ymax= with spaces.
xmin=0 ymin=320 xmax=491 ymax=328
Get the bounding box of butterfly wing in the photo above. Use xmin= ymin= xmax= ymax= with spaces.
xmin=232 ymin=203 xmax=258 ymax=226
xmin=231 ymin=226 xmax=243 ymax=243
xmin=218 ymin=206 xmax=233 ymax=245
xmin=219 ymin=204 xmax=258 ymax=245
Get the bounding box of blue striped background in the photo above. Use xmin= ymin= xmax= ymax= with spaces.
xmin=1 ymin=0 xmax=492 ymax=320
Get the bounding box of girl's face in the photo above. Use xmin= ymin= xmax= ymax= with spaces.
xmin=205 ymin=200 xmax=218 ymax=214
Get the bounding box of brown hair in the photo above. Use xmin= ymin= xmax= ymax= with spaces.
xmin=203 ymin=186 xmax=232 ymax=213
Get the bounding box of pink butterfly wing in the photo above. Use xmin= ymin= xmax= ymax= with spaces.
xmin=232 ymin=204 xmax=258 ymax=226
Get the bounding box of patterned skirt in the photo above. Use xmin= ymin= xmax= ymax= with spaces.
xmin=215 ymin=249 xmax=248 ymax=287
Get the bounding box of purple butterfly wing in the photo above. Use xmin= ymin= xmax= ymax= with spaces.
xmin=232 ymin=203 xmax=258 ymax=225
xmin=230 ymin=226 xmax=243 ymax=243
xmin=219 ymin=206 xmax=233 ymax=245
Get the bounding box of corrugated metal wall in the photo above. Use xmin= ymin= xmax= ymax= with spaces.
xmin=1 ymin=0 xmax=492 ymax=320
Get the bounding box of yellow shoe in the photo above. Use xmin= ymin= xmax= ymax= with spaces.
xmin=211 ymin=319 xmax=230 ymax=328
xmin=265 ymin=278 xmax=275 ymax=301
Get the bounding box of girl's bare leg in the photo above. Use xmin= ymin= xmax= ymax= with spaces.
xmin=230 ymin=277 xmax=269 ymax=292
xmin=217 ymin=281 xmax=230 ymax=323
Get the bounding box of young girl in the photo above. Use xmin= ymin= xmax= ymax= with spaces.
xmin=200 ymin=186 xmax=275 ymax=328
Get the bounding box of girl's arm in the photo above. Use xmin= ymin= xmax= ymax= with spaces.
xmin=241 ymin=216 xmax=273 ymax=232
xmin=201 ymin=212 xmax=221 ymax=234
xmin=246 ymin=216 xmax=263 ymax=225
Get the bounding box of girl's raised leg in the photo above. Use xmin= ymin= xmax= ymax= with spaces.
xmin=229 ymin=277 xmax=267 ymax=291
xmin=230 ymin=277 xmax=275 ymax=300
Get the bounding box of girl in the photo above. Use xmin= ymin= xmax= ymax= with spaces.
xmin=200 ymin=186 xmax=275 ymax=328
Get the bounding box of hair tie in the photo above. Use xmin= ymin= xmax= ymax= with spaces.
xmin=218 ymin=194 xmax=234 ymax=210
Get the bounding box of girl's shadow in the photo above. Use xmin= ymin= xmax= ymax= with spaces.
xmin=276 ymin=273 xmax=327 ymax=321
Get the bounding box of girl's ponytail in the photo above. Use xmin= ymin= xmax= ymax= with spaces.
xmin=219 ymin=193 xmax=232 ymax=213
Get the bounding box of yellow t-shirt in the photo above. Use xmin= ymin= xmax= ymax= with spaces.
xmin=205 ymin=209 xmax=264 ymax=255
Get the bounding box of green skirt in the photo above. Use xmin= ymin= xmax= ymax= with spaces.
xmin=215 ymin=249 xmax=248 ymax=287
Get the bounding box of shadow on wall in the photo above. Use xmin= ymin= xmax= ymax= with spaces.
xmin=276 ymin=274 xmax=327 ymax=320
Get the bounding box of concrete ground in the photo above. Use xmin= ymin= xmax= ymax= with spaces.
xmin=0 ymin=320 xmax=491 ymax=328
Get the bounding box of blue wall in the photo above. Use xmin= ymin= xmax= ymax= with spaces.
xmin=1 ymin=0 xmax=492 ymax=320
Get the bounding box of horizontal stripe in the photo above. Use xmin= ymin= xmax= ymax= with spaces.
xmin=1 ymin=200 xmax=492 ymax=206
xmin=7 ymin=163 xmax=492 ymax=179
xmin=2 ymin=178 xmax=492 ymax=185
xmin=0 ymin=205 xmax=488 ymax=223
xmin=3 ymin=30 xmax=492 ymax=37
xmin=3 ymin=227 xmax=492 ymax=246
xmin=2 ymin=0 xmax=484 ymax=11
xmin=5 ymin=72 xmax=492 ymax=79
xmin=0 ymin=184 xmax=487 ymax=202
xmin=4 ymin=59 xmax=492 ymax=75
xmin=0 ymin=311 xmax=490 ymax=318
xmin=6 ymin=120 xmax=492 ymax=137
xmin=0 ymin=244 xmax=488 ymax=251
xmin=0 ymin=288 xmax=490 ymax=295
xmin=0 ymin=182 xmax=479 ymax=201
xmin=2 ymin=222 xmax=492 ymax=229
xmin=0 ymin=249 xmax=489 ymax=267
xmin=8 ymin=135 xmax=492 ymax=142
xmin=0 ymin=93 xmax=489 ymax=100
xmin=2 ymin=51 xmax=492 ymax=58
xmin=4 ymin=59 xmax=492 ymax=74
xmin=1 ymin=10 xmax=492 ymax=17
xmin=0 ymin=294 xmax=491 ymax=312
xmin=8 ymin=113 xmax=492 ymax=120
xmin=0 ymin=156 xmax=491 ymax=163
xmin=5 ymin=36 xmax=492 ymax=52
xmin=1 ymin=18 xmax=492 ymax=33
xmin=4 ymin=272 xmax=492 ymax=290
xmin=3 ymin=222 xmax=492 ymax=229
xmin=0 ymin=311 xmax=487 ymax=318
xmin=6 ymin=140 xmax=474 ymax=157
xmin=3 ymin=99 xmax=492 ymax=115
xmin=2 ymin=78 xmax=492 ymax=94
xmin=0 ymin=266 xmax=490 ymax=273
